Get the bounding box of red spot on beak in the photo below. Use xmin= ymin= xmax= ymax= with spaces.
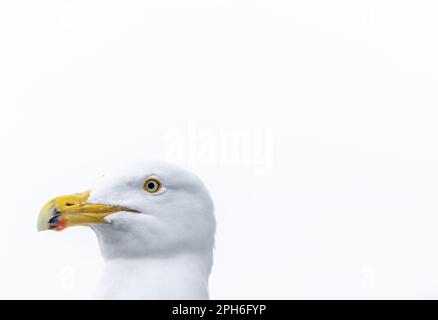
xmin=55 ymin=218 xmax=67 ymax=231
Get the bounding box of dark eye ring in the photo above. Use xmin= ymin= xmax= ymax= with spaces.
xmin=144 ymin=177 xmax=162 ymax=193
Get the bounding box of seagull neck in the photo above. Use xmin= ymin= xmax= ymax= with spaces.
xmin=95 ymin=251 xmax=213 ymax=299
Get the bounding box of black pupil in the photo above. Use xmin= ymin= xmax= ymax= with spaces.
xmin=147 ymin=182 xmax=156 ymax=190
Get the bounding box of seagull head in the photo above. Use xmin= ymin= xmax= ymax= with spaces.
xmin=37 ymin=161 xmax=215 ymax=259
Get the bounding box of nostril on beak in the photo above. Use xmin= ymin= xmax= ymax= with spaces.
xmin=65 ymin=203 xmax=74 ymax=206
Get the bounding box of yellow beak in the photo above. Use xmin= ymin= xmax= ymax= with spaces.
xmin=37 ymin=191 xmax=136 ymax=231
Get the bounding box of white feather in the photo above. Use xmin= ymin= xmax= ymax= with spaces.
xmin=88 ymin=161 xmax=215 ymax=299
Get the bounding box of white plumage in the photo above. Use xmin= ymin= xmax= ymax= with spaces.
xmin=39 ymin=161 xmax=216 ymax=299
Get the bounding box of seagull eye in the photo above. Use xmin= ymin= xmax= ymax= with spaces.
xmin=143 ymin=177 xmax=162 ymax=194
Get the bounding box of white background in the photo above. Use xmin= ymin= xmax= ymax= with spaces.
xmin=1 ymin=1 xmax=438 ymax=299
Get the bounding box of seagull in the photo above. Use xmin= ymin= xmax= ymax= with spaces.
xmin=37 ymin=161 xmax=216 ymax=299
